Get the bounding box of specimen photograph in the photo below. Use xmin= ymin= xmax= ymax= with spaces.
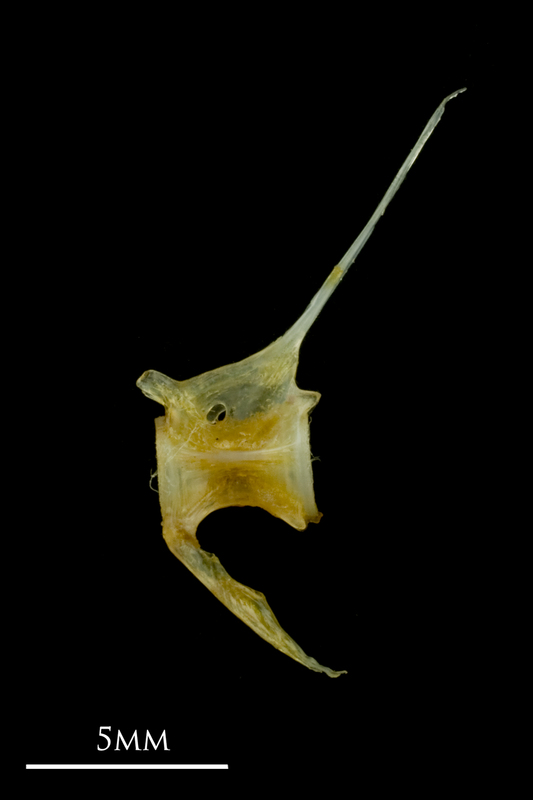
xmin=24 ymin=17 xmax=481 ymax=772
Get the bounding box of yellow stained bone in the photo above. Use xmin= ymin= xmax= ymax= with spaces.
xmin=137 ymin=88 xmax=465 ymax=676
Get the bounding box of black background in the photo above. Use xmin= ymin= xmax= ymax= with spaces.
xmin=24 ymin=14 xmax=488 ymax=773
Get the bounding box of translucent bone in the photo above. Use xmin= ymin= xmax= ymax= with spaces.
xmin=137 ymin=88 xmax=466 ymax=677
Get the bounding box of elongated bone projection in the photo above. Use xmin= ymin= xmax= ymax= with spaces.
xmin=137 ymin=88 xmax=466 ymax=677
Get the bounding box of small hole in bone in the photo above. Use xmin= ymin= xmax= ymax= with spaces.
xmin=207 ymin=403 xmax=226 ymax=423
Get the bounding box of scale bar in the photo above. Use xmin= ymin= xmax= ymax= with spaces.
xmin=26 ymin=764 xmax=228 ymax=769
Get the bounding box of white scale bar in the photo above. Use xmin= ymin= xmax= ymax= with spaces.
xmin=26 ymin=764 xmax=228 ymax=769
